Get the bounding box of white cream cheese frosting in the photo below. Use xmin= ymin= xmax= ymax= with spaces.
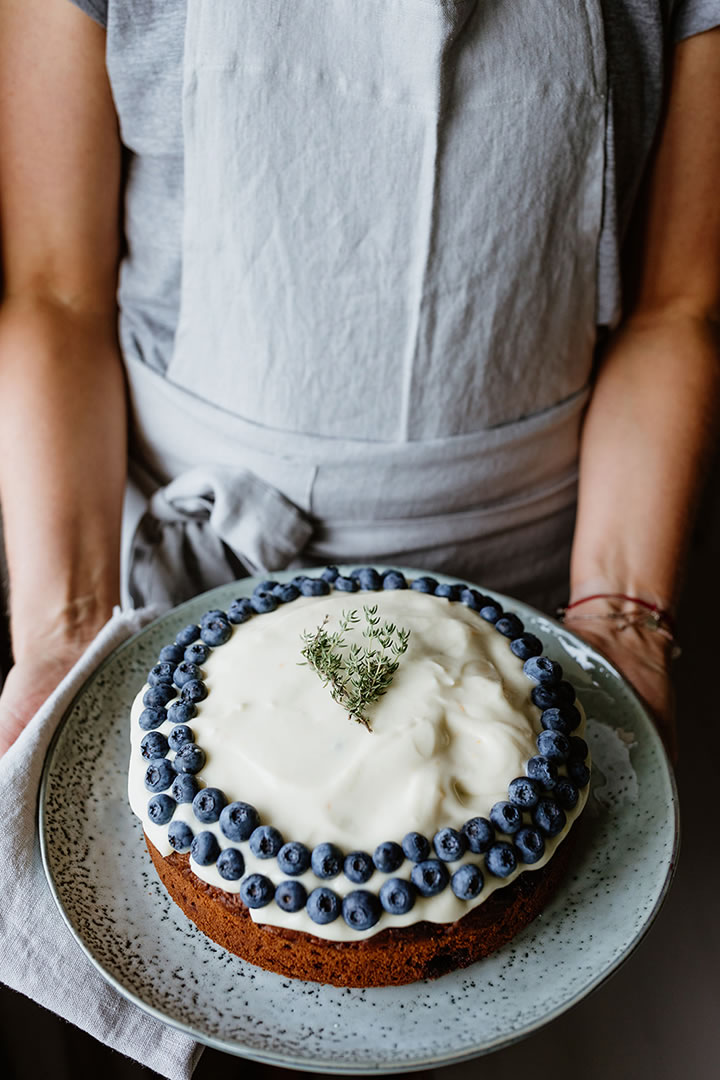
xmin=129 ymin=585 xmax=589 ymax=941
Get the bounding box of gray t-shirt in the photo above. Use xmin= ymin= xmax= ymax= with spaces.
xmin=70 ymin=0 xmax=720 ymax=379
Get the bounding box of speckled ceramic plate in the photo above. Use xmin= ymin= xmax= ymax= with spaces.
xmin=39 ymin=570 xmax=679 ymax=1073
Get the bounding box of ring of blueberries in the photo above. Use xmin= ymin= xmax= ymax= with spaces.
xmin=138 ymin=568 xmax=590 ymax=930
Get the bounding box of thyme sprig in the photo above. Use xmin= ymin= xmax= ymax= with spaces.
xmin=299 ymin=606 xmax=410 ymax=731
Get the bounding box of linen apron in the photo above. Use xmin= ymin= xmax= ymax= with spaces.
xmin=123 ymin=0 xmax=607 ymax=613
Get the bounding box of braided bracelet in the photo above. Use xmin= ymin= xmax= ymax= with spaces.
xmin=557 ymin=593 xmax=678 ymax=649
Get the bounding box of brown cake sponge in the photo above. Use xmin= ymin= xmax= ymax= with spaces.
xmin=146 ymin=834 xmax=575 ymax=987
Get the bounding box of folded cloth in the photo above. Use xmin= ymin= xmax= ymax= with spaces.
xmin=0 ymin=608 xmax=203 ymax=1080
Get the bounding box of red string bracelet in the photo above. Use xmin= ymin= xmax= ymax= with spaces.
xmin=558 ymin=593 xmax=677 ymax=641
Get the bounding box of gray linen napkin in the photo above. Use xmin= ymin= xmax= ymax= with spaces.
xmin=0 ymin=608 xmax=204 ymax=1080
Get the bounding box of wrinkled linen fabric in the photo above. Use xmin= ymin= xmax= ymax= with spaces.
xmin=0 ymin=610 xmax=203 ymax=1079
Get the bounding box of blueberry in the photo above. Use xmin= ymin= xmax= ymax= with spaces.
xmin=489 ymin=801 xmax=523 ymax=835
xmin=433 ymin=827 xmax=467 ymax=861
xmin=524 ymin=656 xmax=563 ymax=684
xmin=507 ymin=776 xmax=542 ymax=809
xmin=533 ymin=799 xmax=567 ymax=836
xmin=541 ymin=705 xmax=581 ymax=735
xmin=461 ymin=588 xmax=492 ymax=612
xmin=147 ymin=793 xmax=176 ymax=825
xmin=412 ymin=576 xmax=438 ymax=594
xmin=201 ymin=618 xmax=232 ymax=646
xmin=170 ymin=773 xmax=200 ymax=804
xmin=307 ymin=886 xmax=340 ymax=924
xmin=240 ymin=874 xmax=274 ymax=909
xmin=554 ymin=778 xmax=580 ymax=809
xmin=410 ymin=859 xmax=449 ymax=897
xmin=172 ymin=742 xmax=206 ymax=774
xmin=277 ymin=841 xmax=311 ymax=876
xmin=181 ymin=679 xmax=208 ymax=704
xmin=143 ymin=685 xmax=175 ymax=708
xmin=527 ymin=755 xmax=558 ymax=790
xmin=486 ymin=842 xmax=517 ymax=878
xmin=567 ymin=759 xmax=591 ymax=787
xmin=159 ymin=643 xmax=185 ymax=664
xmin=191 ymin=831 xmax=220 ymax=866
xmin=174 ymin=661 xmax=202 ymax=688
xmin=140 ymin=731 xmax=169 ymax=760
xmin=168 ymin=724 xmax=194 ymax=752
xmin=462 ymin=817 xmax=495 ymax=854
xmin=192 ymin=786 xmax=227 ymax=824
xmin=200 ymin=609 xmax=226 ymax=627
xmin=299 ymin=578 xmax=330 ymax=597
xmin=342 ymin=890 xmax=381 ymax=931
xmin=510 ymin=633 xmax=543 ymax=660
xmin=434 ymin=583 xmax=462 ymax=601
xmin=383 ymin=571 xmax=408 ymax=590
xmin=495 ymin=614 xmax=524 ymax=638
xmin=217 ymin=847 xmax=245 ymax=881
xmin=175 ymin=623 xmax=200 ymax=647
xmin=144 ymin=760 xmax=175 ymax=793
xmin=401 ymin=831 xmax=430 ymax=863
xmin=219 ymin=801 xmax=260 ymax=842
xmin=167 ymin=700 xmax=197 ymax=725
xmin=275 ymin=880 xmax=307 ymax=913
xmin=451 ymin=863 xmax=484 ymax=900
xmin=373 ymin=841 xmax=404 ymax=873
xmin=321 ymin=566 xmax=340 ymax=582
xmin=479 ymin=601 xmax=503 ymax=623
xmin=515 ymin=826 xmax=546 ymax=864
xmin=291 ymin=574 xmax=309 ymax=587
xmin=569 ymin=735 xmax=589 ymax=760
xmin=334 ymin=576 xmax=358 ymax=592
xmin=249 ymin=825 xmax=284 ymax=858
xmin=354 ymin=567 xmax=382 ymax=591
xmin=228 ymin=598 xmax=254 ymax=624
xmin=273 ymin=583 xmax=301 ymax=602
xmin=254 ymin=580 xmax=278 ymax=595
xmin=537 ymin=730 xmax=570 ymax=762
xmin=168 ymin=821 xmax=194 ymax=851
xmin=251 ymin=593 xmax=278 ymax=614
xmin=184 ymin=642 xmax=210 ymax=665
xmin=379 ymin=878 xmax=416 ymax=915
xmin=138 ymin=706 xmax=167 ymax=731
xmin=311 ymin=842 xmax=343 ymax=879
xmin=148 ymin=661 xmax=176 ymax=686
xmin=344 ymin=852 xmax=374 ymax=884
xmin=532 ymin=680 xmax=576 ymax=709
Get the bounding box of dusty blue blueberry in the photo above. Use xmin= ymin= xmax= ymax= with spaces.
xmin=533 ymin=799 xmax=567 ymax=836
xmin=192 ymin=786 xmax=227 ymax=824
xmin=291 ymin=575 xmax=309 ymax=587
xmin=159 ymin=643 xmax=185 ymax=664
xmin=495 ymin=614 xmax=524 ymax=638
xmin=273 ymin=583 xmax=301 ymax=602
xmin=344 ymin=852 xmax=374 ymax=884
xmin=240 ymin=874 xmax=274 ymax=908
xmin=144 ymin=759 xmax=175 ymax=793
xmin=300 ymin=578 xmax=330 ymax=597
xmin=176 ymin=623 xmax=200 ymax=647
xmin=383 ymin=570 xmax=407 ymax=590
xmin=311 ymin=842 xmax=343 ymax=879
xmin=567 ymin=759 xmax=591 ymax=787
xmin=489 ymin=801 xmax=523 ymax=834
xmin=140 ymin=731 xmax=169 ymax=760
xmin=401 ymin=831 xmax=430 ymax=862
xmin=307 ymin=887 xmax=340 ymax=924
xmin=168 ymin=821 xmax=194 ymax=851
xmin=201 ymin=617 xmax=232 ymax=645
xmin=569 ymin=735 xmax=589 ymax=760
xmin=170 ymin=773 xmax=199 ymax=804
xmin=184 ymin=642 xmax=210 ymax=665
xmin=174 ymin=661 xmax=202 ymax=688
xmin=451 ymin=863 xmax=484 ymax=900
xmin=277 ymin=841 xmax=310 ymax=876
xmin=486 ymin=842 xmax=517 ymax=878
xmin=249 ymin=825 xmax=284 ymax=858
xmin=321 ymin=566 xmax=340 ymax=582
xmin=515 ymin=826 xmax=546 ymax=864
xmin=334 ymin=575 xmax=358 ymax=592
xmin=554 ymin=777 xmax=580 ymax=809
xmin=354 ymin=567 xmax=382 ymax=590
xmin=172 ymin=742 xmax=206 ymax=775
xmin=460 ymin=588 xmax=490 ymax=611
xmin=434 ymin=583 xmax=462 ymax=601
xmin=219 ymin=801 xmax=260 ymax=842
xmin=541 ymin=705 xmax=581 ymax=735
xmin=479 ymin=601 xmax=503 ymax=624
xmin=228 ymin=598 xmax=253 ymax=624
xmin=167 ymin=700 xmax=197 ymax=725
xmin=527 ymin=755 xmax=558 ymax=790
xmin=373 ymin=841 xmax=404 ymax=873
xmin=412 ymin=576 xmax=438 ymax=593
xmin=254 ymin=580 xmax=278 ymax=596
xmin=379 ymin=878 xmax=416 ymax=915
xmin=181 ymin=679 xmax=208 ymax=704
xmin=433 ymin=827 xmax=467 ymax=861
xmin=410 ymin=860 xmax=449 ymax=897
xmin=147 ymin=793 xmax=176 ymax=825
xmin=138 ymin=706 xmax=167 ymax=731
xmin=275 ymin=880 xmax=307 ymax=912
xmin=251 ymin=593 xmax=279 ymax=614
xmin=342 ymin=890 xmax=381 ymax=931
xmin=532 ymin=680 xmax=576 ymax=709
xmin=217 ymin=847 xmax=245 ymax=881
xmin=537 ymin=730 xmax=571 ymax=762
xmin=462 ymin=817 xmax=495 ymax=853
xmin=148 ymin=661 xmax=176 ymax=686
xmin=507 ymin=776 xmax=542 ymax=809
xmin=143 ymin=684 xmax=175 ymax=708
xmin=191 ymin=831 xmax=220 ymax=866
xmin=200 ymin=609 xmax=226 ymax=626
xmin=524 ymin=656 xmax=563 ymax=684
xmin=168 ymin=724 xmax=194 ymax=752
xmin=510 ymin=633 xmax=543 ymax=660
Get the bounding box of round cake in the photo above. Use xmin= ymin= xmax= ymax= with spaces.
xmin=128 ymin=568 xmax=591 ymax=986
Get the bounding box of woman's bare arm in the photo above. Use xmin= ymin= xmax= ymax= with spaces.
xmin=569 ymin=28 xmax=720 ymax=755
xmin=0 ymin=0 xmax=125 ymax=753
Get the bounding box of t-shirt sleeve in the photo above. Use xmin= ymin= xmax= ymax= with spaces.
xmin=67 ymin=0 xmax=108 ymax=29
xmin=672 ymin=0 xmax=720 ymax=40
